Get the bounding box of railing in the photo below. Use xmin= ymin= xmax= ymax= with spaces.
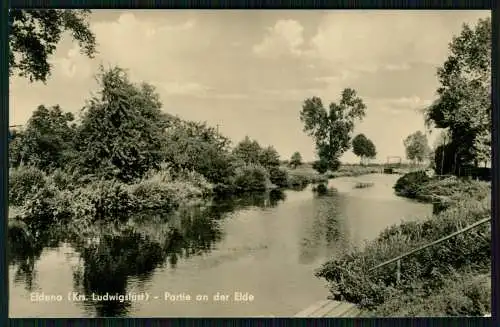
xmin=367 ymin=217 xmax=491 ymax=284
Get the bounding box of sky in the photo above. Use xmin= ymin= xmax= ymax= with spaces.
xmin=9 ymin=10 xmax=490 ymax=163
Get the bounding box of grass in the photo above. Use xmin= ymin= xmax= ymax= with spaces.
xmin=316 ymin=171 xmax=491 ymax=316
xmin=328 ymin=165 xmax=382 ymax=178
xmin=8 ymin=165 xmax=213 ymax=229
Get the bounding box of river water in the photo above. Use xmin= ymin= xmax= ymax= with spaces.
xmin=9 ymin=174 xmax=432 ymax=318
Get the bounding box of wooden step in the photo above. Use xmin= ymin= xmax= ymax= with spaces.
xmin=322 ymin=302 xmax=355 ymax=317
xmin=294 ymin=300 xmax=330 ymax=317
xmin=294 ymin=300 xmax=358 ymax=317
xmin=313 ymin=301 xmax=346 ymax=317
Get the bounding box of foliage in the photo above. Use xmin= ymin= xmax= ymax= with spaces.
xmin=74 ymin=66 xmax=167 ymax=182
xmin=315 ymin=196 xmax=491 ymax=314
xmin=433 ymin=143 xmax=456 ymax=175
xmin=328 ymin=165 xmax=381 ymax=178
xmin=352 ymin=134 xmax=377 ymax=165
xmin=9 ymin=166 xmax=47 ymax=206
xmin=232 ymin=136 xmax=262 ymax=165
xmin=290 ymin=151 xmax=303 ymax=168
xmin=393 ymin=171 xmax=431 ymax=199
xmin=9 ymin=105 xmax=77 ymax=170
xmin=259 ymin=146 xmax=280 ymax=169
xmin=312 ymin=159 xmax=330 ymax=174
xmin=300 ymin=89 xmax=366 ymax=171
xmin=425 ymin=18 xmax=491 ymax=170
xmin=394 ymin=172 xmax=490 ymax=205
xmin=9 ymin=9 xmax=96 ymax=82
xmin=372 ymin=272 xmax=490 ymax=316
xmin=163 ymin=121 xmax=235 ymax=184
xmin=269 ymin=167 xmax=289 ymax=188
xmin=403 ymin=131 xmax=431 ymax=164
xmin=232 ymin=164 xmax=270 ymax=191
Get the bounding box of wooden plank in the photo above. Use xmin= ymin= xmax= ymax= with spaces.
xmin=312 ymin=301 xmax=344 ymax=317
xmin=338 ymin=305 xmax=362 ymax=317
xmin=322 ymin=302 xmax=355 ymax=317
xmin=293 ymin=300 xmax=331 ymax=317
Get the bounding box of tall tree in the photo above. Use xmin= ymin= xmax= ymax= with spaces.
xmin=403 ymin=131 xmax=431 ymax=166
xmin=75 ymin=66 xmax=167 ymax=182
xmin=259 ymin=146 xmax=280 ymax=169
xmin=352 ymin=134 xmax=377 ymax=165
xmin=290 ymin=152 xmax=302 ymax=168
xmin=300 ymin=88 xmax=366 ymax=172
xmin=9 ymin=9 xmax=97 ymax=82
xmin=425 ymin=17 xmax=491 ymax=171
xmin=232 ymin=136 xmax=262 ymax=165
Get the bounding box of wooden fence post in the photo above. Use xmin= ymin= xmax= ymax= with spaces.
xmin=396 ymin=259 xmax=401 ymax=284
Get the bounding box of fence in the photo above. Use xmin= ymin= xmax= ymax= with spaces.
xmin=367 ymin=217 xmax=491 ymax=283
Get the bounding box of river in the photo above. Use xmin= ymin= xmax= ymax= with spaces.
xmin=8 ymin=174 xmax=432 ymax=318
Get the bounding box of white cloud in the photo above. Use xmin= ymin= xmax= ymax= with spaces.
xmin=280 ymin=11 xmax=488 ymax=75
xmin=252 ymin=19 xmax=305 ymax=58
xmin=161 ymin=81 xmax=211 ymax=96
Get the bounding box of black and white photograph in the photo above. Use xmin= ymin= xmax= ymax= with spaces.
xmin=8 ymin=9 xmax=492 ymax=317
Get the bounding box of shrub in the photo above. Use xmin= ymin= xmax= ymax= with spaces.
xmin=393 ymin=171 xmax=430 ymax=198
xmin=313 ymin=183 xmax=328 ymax=194
xmin=9 ymin=166 xmax=47 ymax=206
xmin=315 ymin=197 xmax=491 ymax=313
xmin=21 ymin=182 xmax=60 ymax=228
xmin=269 ymin=167 xmax=289 ymax=188
xmin=80 ymin=180 xmax=138 ymax=222
xmin=232 ymin=164 xmax=270 ymax=191
xmin=373 ymin=272 xmax=490 ymax=316
xmin=287 ymin=174 xmax=309 ymax=188
xmin=47 ymin=168 xmax=78 ymax=191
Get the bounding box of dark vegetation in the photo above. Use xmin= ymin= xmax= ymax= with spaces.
xmin=316 ymin=17 xmax=492 ymax=316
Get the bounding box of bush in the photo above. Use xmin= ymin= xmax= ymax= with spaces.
xmin=393 ymin=171 xmax=431 ymax=198
xmin=21 ymin=182 xmax=60 ymax=228
xmin=130 ymin=178 xmax=203 ymax=211
xmin=373 ymin=272 xmax=490 ymax=316
xmin=269 ymin=167 xmax=289 ymax=188
xmin=315 ymin=197 xmax=491 ymax=313
xmin=79 ymin=180 xmax=138 ymax=222
xmin=9 ymin=166 xmax=47 ymax=206
xmin=287 ymin=174 xmax=309 ymax=188
xmin=313 ymin=183 xmax=328 ymax=194
xmin=47 ymin=168 xmax=78 ymax=191
xmin=232 ymin=164 xmax=270 ymax=191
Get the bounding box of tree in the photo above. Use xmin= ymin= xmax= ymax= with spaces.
xmin=163 ymin=120 xmax=235 ymax=184
xmin=290 ymin=152 xmax=302 ymax=168
xmin=9 ymin=105 xmax=77 ymax=170
xmin=74 ymin=66 xmax=167 ymax=182
xmin=403 ymin=131 xmax=431 ymax=166
xmin=300 ymin=88 xmax=366 ymax=172
xmin=232 ymin=136 xmax=262 ymax=165
xmin=352 ymin=134 xmax=377 ymax=165
xmin=259 ymin=146 xmax=280 ymax=169
xmin=425 ymin=17 xmax=491 ymax=171
xmin=9 ymin=9 xmax=97 ymax=82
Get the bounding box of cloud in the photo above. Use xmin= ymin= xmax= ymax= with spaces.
xmin=367 ymin=96 xmax=433 ymax=115
xmin=160 ymin=81 xmax=212 ymax=96
xmin=252 ymin=19 xmax=305 ymax=58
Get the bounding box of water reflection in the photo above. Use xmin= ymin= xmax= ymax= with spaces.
xmin=298 ymin=187 xmax=349 ymax=265
xmin=8 ymin=219 xmax=64 ymax=291
xmin=8 ymin=178 xmax=432 ymax=318
xmin=8 ymin=190 xmax=285 ymax=317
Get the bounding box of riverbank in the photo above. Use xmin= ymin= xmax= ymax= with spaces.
xmin=315 ymin=172 xmax=491 ymax=316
